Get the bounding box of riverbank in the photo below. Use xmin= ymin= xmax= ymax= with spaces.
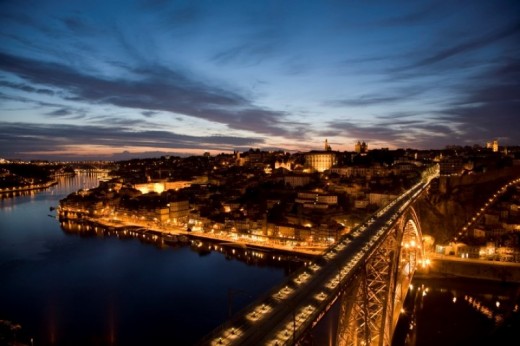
xmin=416 ymin=253 xmax=520 ymax=283
xmin=2 ymin=172 xmax=300 ymax=346
xmin=58 ymin=214 xmax=326 ymax=257
xmin=0 ymin=180 xmax=57 ymax=194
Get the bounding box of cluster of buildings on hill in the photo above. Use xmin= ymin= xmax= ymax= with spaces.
xmin=57 ymin=140 xmax=520 ymax=249
xmin=440 ymin=180 xmax=520 ymax=262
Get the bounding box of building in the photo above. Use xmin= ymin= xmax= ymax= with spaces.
xmin=133 ymin=176 xmax=208 ymax=194
xmin=305 ymin=151 xmax=337 ymax=172
xmin=324 ymin=139 xmax=332 ymax=151
xmin=275 ymin=159 xmax=293 ymax=171
xmin=330 ymin=165 xmax=391 ymax=178
xmin=355 ymin=141 xmax=368 ymax=154
xmin=439 ymin=157 xmax=465 ymax=175
xmin=295 ymin=192 xmax=338 ymax=209
xmin=486 ymin=139 xmax=499 ymax=152
xmin=169 ymin=200 xmax=190 ymax=225
xmin=283 ymin=175 xmax=311 ymax=187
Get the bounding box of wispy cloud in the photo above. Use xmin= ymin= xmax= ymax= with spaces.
xmin=328 ymin=95 xmax=408 ymax=107
xmin=435 ymin=58 xmax=520 ymax=144
xmin=141 ymin=111 xmax=157 ymax=118
xmin=0 ymin=80 xmax=54 ymax=96
xmin=0 ymin=51 xmax=291 ymax=137
xmin=395 ymin=22 xmax=520 ymax=72
xmin=323 ymin=56 xmax=520 ymax=148
xmin=0 ymin=122 xmax=264 ymax=159
xmin=375 ymin=3 xmax=438 ymax=27
xmin=0 ymin=1 xmax=518 ymax=158
xmin=45 ymin=108 xmax=74 ymax=117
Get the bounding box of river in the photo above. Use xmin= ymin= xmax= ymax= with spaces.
xmin=0 ymin=174 xmax=305 ymax=345
xmin=1 ymin=174 xmax=519 ymax=345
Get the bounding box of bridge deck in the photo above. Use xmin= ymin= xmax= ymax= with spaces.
xmin=198 ymin=178 xmax=433 ymax=346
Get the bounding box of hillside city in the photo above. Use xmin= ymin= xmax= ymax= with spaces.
xmin=2 ymin=140 xmax=520 ymax=260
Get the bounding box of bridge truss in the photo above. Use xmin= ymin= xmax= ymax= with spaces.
xmin=336 ymin=208 xmax=424 ymax=346
xmin=198 ymin=166 xmax=438 ymax=346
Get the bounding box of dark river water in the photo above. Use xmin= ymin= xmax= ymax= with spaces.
xmin=0 ymin=174 xmax=306 ymax=345
xmin=1 ymin=174 xmax=519 ymax=346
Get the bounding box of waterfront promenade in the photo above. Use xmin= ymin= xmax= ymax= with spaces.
xmin=0 ymin=180 xmax=57 ymax=194
xmin=60 ymin=214 xmax=328 ymax=257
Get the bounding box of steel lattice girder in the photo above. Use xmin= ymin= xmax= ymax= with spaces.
xmin=336 ymin=228 xmax=397 ymax=346
xmin=336 ymin=209 xmax=423 ymax=346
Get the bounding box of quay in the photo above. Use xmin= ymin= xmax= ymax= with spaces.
xmin=416 ymin=253 xmax=520 ymax=283
xmin=57 ymin=212 xmax=520 ymax=278
xmin=57 ymin=214 xmax=327 ymax=257
xmin=0 ymin=180 xmax=58 ymax=194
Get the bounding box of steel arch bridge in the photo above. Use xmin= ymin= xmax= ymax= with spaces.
xmin=335 ymin=207 xmax=424 ymax=346
xmin=198 ymin=168 xmax=438 ymax=346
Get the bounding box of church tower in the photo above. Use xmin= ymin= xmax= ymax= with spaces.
xmin=324 ymin=139 xmax=332 ymax=151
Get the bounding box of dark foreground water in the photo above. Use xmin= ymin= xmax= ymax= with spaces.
xmin=392 ymin=277 xmax=520 ymax=346
xmin=2 ymin=174 xmax=520 ymax=345
xmin=309 ymin=276 xmax=520 ymax=346
xmin=0 ymin=174 xmax=304 ymax=345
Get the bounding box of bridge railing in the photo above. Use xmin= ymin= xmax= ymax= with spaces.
xmin=196 ymin=255 xmax=321 ymax=345
xmin=197 ymin=168 xmax=439 ymax=345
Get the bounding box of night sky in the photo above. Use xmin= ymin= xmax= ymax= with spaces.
xmin=1 ymin=0 xmax=519 ymax=160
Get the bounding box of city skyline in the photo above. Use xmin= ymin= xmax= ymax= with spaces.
xmin=1 ymin=0 xmax=519 ymax=160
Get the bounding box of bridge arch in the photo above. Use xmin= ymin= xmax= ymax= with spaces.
xmin=197 ymin=177 xmax=439 ymax=346
xmin=335 ymin=207 xmax=425 ymax=346
xmin=397 ymin=207 xmax=425 ymax=278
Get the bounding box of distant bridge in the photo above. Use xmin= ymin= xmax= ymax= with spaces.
xmin=198 ymin=166 xmax=439 ymax=346
xmin=73 ymin=167 xmax=111 ymax=174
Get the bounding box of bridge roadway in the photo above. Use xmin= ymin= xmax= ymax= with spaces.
xmin=199 ymin=179 xmax=431 ymax=346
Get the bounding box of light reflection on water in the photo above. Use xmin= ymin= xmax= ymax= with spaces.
xmin=393 ymin=277 xmax=520 ymax=346
xmin=0 ymin=174 xmax=304 ymax=346
xmin=59 ymin=218 xmax=313 ymax=271
xmin=308 ymin=276 xmax=520 ymax=346
xmin=4 ymin=174 xmax=519 ymax=345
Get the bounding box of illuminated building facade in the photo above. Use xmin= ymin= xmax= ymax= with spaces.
xmin=355 ymin=141 xmax=368 ymax=154
xmin=304 ymin=151 xmax=337 ymax=172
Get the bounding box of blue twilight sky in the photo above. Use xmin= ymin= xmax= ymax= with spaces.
xmin=0 ymin=0 xmax=519 ymax=160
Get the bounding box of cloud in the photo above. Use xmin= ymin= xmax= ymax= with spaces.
xmin=0 ymin=51 xmax=291 ymax=137
xmin=323 ymin=120 xmax=403 ymax=142
xmin=1 ymin=1 xmax=518 ymax=154
xmin=141 ymin=110 xmax=157 ymax=117
xmin=60 ymin=16 xmax=99 ymax=36
xmin=322 ymin=57 xmax=520 ymax=149
xmin=328 ymin=95 xmax=407 ymax=107
xmin=0 ymin=122 xmax=265 ymax=159
xmin=396 ymin=22 xmax=520 ymax=72
xmin=375 ymin=4 xmax=438 ymax=27
xmin=45 ymin=108 xmax=73 ymax=116
xmin=375 ymin=112 xmax=420 ymax=120
xmin=435 ymin=58 xmax=520 ymax=144
xmin=212 ymin=40 xmax=277 ymax=67
xmin=327 ymin=85 xmax=426 ymax=108
xmin=0 ymin=80 xmax=54 ymax=95
xmin=321 ymin=114 xmax=462 ymax=149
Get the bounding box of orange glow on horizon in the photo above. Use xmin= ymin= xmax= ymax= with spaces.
xmin=18 ymin=144 xmax=233 ymax=158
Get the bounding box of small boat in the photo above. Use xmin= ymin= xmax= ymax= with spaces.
xmin=164 ymin=234 xmax=179 ymax=244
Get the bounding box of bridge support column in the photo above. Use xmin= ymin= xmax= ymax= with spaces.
xmin=336 ymin=234 xmax=397 ymax=346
